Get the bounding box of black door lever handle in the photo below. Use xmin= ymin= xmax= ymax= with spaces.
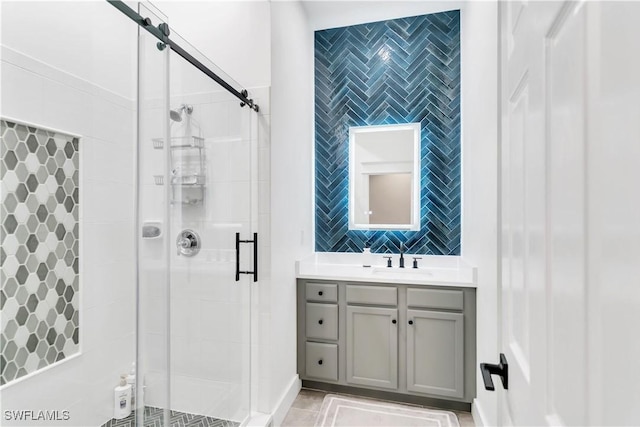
xmin=480 ymin=353 xmax=508 ymax=391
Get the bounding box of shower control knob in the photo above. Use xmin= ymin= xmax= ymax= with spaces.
xmin=176 ymin=229 xmax=201 ymax=257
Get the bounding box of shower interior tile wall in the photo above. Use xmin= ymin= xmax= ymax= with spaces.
xmin=139 ymin=88 xmax=271 ymax=421
xmin=0 ymin=46 xmax=135 ymax=426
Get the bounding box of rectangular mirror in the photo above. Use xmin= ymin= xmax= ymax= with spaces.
xmin=349 ymin=123 xmax=421 ymax=230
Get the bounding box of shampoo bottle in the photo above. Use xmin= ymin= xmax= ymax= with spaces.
xmin=126 ymin=363 xmax=136 ymax=408
xmin=114 ymin=374 xmax=132 ymax=419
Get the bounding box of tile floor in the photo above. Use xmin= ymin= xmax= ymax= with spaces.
xmin=100 ymin=406 xmax=238 ymax=427
xmin=282 ymin=388 xmax=475 ymax=427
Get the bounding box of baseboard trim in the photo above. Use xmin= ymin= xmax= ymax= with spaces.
xmin=302 ymin=380 xmax=471 ymax=412
xmin=244 ymin=412 xmax=273 ymax=427
xmin=472 ymin=398 xmax=488 ymax=426
xmin=271 ymin=375 xmax=302 ymax=426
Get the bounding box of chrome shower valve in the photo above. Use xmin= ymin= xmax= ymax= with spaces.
xmin=176 ymin=229 xmax=201 ymax=257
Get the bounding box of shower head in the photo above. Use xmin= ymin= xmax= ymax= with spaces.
xmin=170 ymin=109 xmax=182 ymax=122
xmin=169 ymin=104 xmax=194 ymax=122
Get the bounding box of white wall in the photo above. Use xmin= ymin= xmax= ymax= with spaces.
xmin=269 ymin=1 xmax=314 ymax=423
xmin=587 ymin=5 xmax=640 ymax=422
xmin=301 ymin=0 xmax=464 ymax=30
xmin=153 ymin=0 xmax=271 ymax=90
xmin=459 ymin=2 xmax=499 ymax=426
xmin=0 ymin=1 xmax=137 ymax=100
xmin=0 ymin=2 xmax=137 ymax=425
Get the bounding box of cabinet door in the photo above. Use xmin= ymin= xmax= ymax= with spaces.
xmin=407 ymin=309 xmax=464 ymax=398
xmin=346 ymin=306 xmax=398 ymax=389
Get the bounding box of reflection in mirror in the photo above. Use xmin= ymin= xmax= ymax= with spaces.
xmin=369 ymin=173 xmax=412 ymax=224
xmin=349 ymin=123 xmax=421 ymax=230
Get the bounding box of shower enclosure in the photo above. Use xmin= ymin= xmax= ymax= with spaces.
xmin=0 ymin=1 xmax=262 ymax=425
xmin=136 ymin=3 xmax=259 ymax=425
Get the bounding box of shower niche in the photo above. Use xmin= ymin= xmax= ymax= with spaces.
xmin=152 ymin=135 xmax=206 ymax=206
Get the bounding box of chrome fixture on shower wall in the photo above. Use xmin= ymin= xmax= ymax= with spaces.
xmin=176 ymin=229 xmax=201 ymax=257
xmin=169 ymin=104 xmax=193 ymax=122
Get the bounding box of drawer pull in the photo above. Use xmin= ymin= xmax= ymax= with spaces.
xmin=318 ymin=291 xmax=323 ymax=296
xmin=318 ymin=319 xmax=323 ymax=325
xmin=392 ymin=319 xmax=397 ymax=324
xmin=318 ymin=359 xmax=323 ymax=365
xmin=408 ymin=320 xmax=414 ymax=325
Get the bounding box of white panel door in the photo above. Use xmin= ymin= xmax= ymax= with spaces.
xmin=500 ymin=2 xmax=560 ymax=424
xmin=499 ymin=1 xmax=640 ymax=425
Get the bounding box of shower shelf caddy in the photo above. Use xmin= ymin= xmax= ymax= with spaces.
xmin=152 ymin=135 xmax=206 ymax=205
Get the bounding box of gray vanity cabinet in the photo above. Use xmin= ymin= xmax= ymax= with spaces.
xmin=297 ymin=279 xmax=476 ymax=409
xmin=346 ymin=306 xmax=398 ymax=389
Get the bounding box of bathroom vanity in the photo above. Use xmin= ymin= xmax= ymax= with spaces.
xmin=296 ymin=255 xmax=476 ymax=411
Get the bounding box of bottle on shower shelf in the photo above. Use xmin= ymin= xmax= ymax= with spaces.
xmin=113 ymin=374 xmax=131 ymax=419
xmin=126 ymin=362 xmax=136 ymax=408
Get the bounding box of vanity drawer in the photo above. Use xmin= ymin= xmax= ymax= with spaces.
xmin=305 ymin=342 xmax=338 ymax=381
xmin=306 ymin=303 xmax=338 ymax=340
xmin=407 ymin=288 xmax=464 ymax=311
xmin=346 ymin=285 xmax=397 ymax=306
xmin=306 ymin=282 xmax=338 ymax=303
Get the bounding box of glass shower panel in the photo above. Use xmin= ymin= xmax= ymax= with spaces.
xmin=137 ymin=10 xmax=254 ymax=425
xmin=167 ymin=30 xmax=253 ymax=425
xmin=136 ymin=3 xmax=171 ymax=426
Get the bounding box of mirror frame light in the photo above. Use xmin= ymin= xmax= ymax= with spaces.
xmin=348 ymin=123 xmax=421 ymax=231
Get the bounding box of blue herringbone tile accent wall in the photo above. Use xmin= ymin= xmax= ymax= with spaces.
xmin=314 ymin=10 xmax=461 ymax=255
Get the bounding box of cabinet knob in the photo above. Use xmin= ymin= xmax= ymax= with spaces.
xmin=392 ymin=319 xmax=397 ymax=324
xmin=318 ymin=359 xmax=323 ymax=365
xmin=318 ymin=319 xmax=323 ymax=325
xmin=318 ymin=291 xmax=323 ymax=296
xmin=408 ymin=320 xmax=414 ymax=325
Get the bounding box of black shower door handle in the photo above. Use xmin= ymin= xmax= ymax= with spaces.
xmin=235 ymin=232 xmax=258 ymax=282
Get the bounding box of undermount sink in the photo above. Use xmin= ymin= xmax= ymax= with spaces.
xmin=372 ymin=267 xmax=433 ymax=276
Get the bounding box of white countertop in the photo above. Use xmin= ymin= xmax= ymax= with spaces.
xmin=296 ymin=253 xmax=477 ymax=287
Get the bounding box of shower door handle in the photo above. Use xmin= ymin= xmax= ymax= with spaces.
xmin=235 ymin=232 xmax=258 ymax=282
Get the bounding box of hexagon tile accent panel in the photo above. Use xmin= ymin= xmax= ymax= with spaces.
xmin=1 ymin=119 xmax=79 ymax=386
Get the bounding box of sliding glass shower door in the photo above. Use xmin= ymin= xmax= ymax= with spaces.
xmin=137 ymin=4 xmax=254 ymax=425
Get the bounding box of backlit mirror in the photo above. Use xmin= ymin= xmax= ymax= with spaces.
xmin=349 ymin=123 xmax=421 ymax=230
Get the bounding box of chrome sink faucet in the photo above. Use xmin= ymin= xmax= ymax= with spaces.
xmin=399 ymin=243 xmax=406 ymax=268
